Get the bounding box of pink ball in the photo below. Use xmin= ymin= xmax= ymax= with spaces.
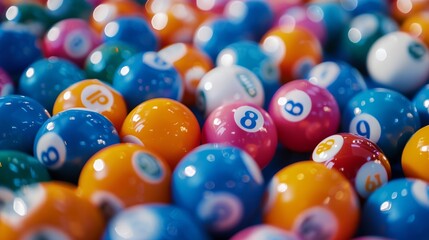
xmin=231 ymin=224 xmax=300 ymax=240
xmin=268 ymin=79 xmax=340 ymax=152
xmin=0 ymin=68 xmax=14 ymax=96
xmin=202 ymin=101 xmax=277 ymax=169
xmin=43 ymin=18 xmax=101 ymax=67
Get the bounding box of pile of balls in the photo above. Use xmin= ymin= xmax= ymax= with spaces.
xmin=0 ymin=0 xmax=429 ymax=239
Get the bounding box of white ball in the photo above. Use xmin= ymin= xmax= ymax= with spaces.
xmin=196 ymin=65 xmax=265 ymax=116
xmin=367 ymin=31 xmax=429 ymax=94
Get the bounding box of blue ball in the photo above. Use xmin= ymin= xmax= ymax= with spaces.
xmin=0 ymin=27 xmax=42 ymax=76
xmin=216 ymin=40 xmax=280 ymax=109
xmin=412 ymin=84 xmax=429 ymax=126
xmin=307 ymin=61 xmax=367 ymax=111
xmin=103 ymin=204 xmax=210 ymax=240
xmin=18 ymin=57 xmax=85 ymax=113
xmin=172 ymin=143 xmax=265 ymax=237
xmin=342 ymin=88 xmax=420 ymax=161
xmin=113 ymin=51 xmax=183 ymax=110
xmin=0 ymin=95 xmax=50 ymax=154
xmin=361 ymin=178 xmax=429 ymax=240
xmin=224 ymin=0 xmax=274 ymax=41
xmin=33 ymin=109 xmax=120 ymax=183
xmin=339 ymin=0 xmax=389 ymax=16
xmin=103 ymin=16 xmax=158 ymax=53
xmin=194 ymin=17 xmax=245 ymax=62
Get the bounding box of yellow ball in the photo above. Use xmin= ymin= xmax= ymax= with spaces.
xmin=402 ymin=125 xmax=429 ymax=181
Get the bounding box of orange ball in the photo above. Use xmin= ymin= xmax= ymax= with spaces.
xmin=120 ymin=98 xmax=201 ymax=169
xmin=158 ymin=43 xmax=213 ymax=106
xmin=77 ymin=143 xmax=171 ymax=219
xmin=401 ymin=11 xmax=429 ymax=48
xmin=263 ymin=161 xmax=360 ymax=240
xmin=149 ymin=2 xmax=209 ymax=48
xmin=53 ymin=79 xmax=128 ymax=131
xmin=0 ymin=182 xmax=104 ymax=239
xmin=391 ymin=0 xmax=429 ymax=22
xmin=260 ymin=26 xmax=322 ymax=84
xmin=402 ymin=125 xmax=429 ymax=182
xmin=90 ymin=0 xmax=145 ymax=34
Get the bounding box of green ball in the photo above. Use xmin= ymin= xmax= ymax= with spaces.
xmin=0 ymin=150 xmax=50 ymax=191
xmin=85 ymin=42 xmax=138 ymax=84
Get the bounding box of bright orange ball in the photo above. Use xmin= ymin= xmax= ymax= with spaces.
xmin=263 ymin=161 xmax=360 ymax=240
xmin=158 ymin=43 xmax=213 ymax=106
xmin=402 ymin=125 xmax=429 ymax=182
xmin=53 ymin=79 xmax=128 ymax=131
xmin=77 ymin=143 xmax=171 ymax=219
xmin=120 ymin=98 xmax=201 ymax=169
xmin=391 ymin=0 xmax=429 ymax=22
xmin=0 ymin=182 xmax=105 ymax=240
xmin=260 ymin=26 xmax=322 ymax=84
xmin=401 ymin=11 xmax=429 ymax=48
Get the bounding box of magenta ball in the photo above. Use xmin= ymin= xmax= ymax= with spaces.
xmin=268 ymin=79 xmax=340 ymax=152
xmin=202 ymin=102 xmax=277 ymax=169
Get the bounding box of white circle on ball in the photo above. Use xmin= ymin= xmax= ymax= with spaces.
xmin=23 ymin=226 xmax=70 ymax=240
xmin=292 ymin=206 xmax=338 ymax=240
xmin=308 ymin=62 xmax=340 ymax=88
xmin=158 ymin=43 xmax=187 ymax=63
xmin=411 ymin=180 xmax=429 ymax=208
xmin=197 ymin=192 xmax=243 ymax=231
xmin=349 ymin=113 xmax=381 ymax=144
xmin=233 ymin=105 xmax=264 ymax=133
xmin=280 ymin=89 xmax=312 ymax=122
xmin=241 ymin=151 xmax=264 ymax=185
xmin=354 ymin=161 xmax=388 ymax=198
xmin=36 ymin=132 xmax=67 ymax=170
xmin=81 ymin=84 xmax=114 ymax=112
xmin=142 ymin=52 xmax=172 ymax=70
xmin=64 ymin=30 xmax=91 ymax=58
xmin=312 ymin=134 xmax=344 ymax=163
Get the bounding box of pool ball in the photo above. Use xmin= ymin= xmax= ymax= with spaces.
xmin=0 ymin=150 xmax=50 ymax=191
xmin=0 ymin=95 xmax=50 ymax=154
xmin=172 ymin=143 xmax=265 ymax=237
xmin=103 ymin=204 xmax=210 ymax=240
xmin=0 ymin=26 xmax=43 ymax=77
xmin=196 ymin=65 xmax=265 ymax=116
xmin=0 ymin=68 xmax=14 ymax=96
xmin=216 ymin=40 xmax=280 ymax=109
xmin=33 ymin=109 xmax=120 ymax=183
xmin=342 ymin=88 xmax=421 ymax=161
xmin=45 ymin=0 xmax=92 ymax=21
xmin=193 ymin=17 xmax=245 ymax=62
xmin=402 ymin=125 xmax=429 ymax=182
xmin=360 ymin=178 xmax=429 ymax=240
xmin=202 ymin=102 xmax=277 ymax=169
xmin=19 ymin=57 xmax=85 ymax=113
xmin=412 ymin=84 xmax=429 ymax=126
xmin=158 ymin=42 xmax=213 ymax=107
xmin=43 ymin=18 xmax=101 ymax=67
xmin=90 ymin=0 xmax=144 ymax=34
xmin=367 ymin=31 xmax=429 ymax=95
xmin=312 ymin=133 xmax=391 ymax=199
xmin=268 ymin=80 xmax=340 ymax=152
xmin=103 ymin=16 xmax=158 ymax=53
xmin=84 ymin=42 xmax=138 ymax=85
xmin=53 ymin=79 xmax=128 ymax=131
xmin=4 ymin=2 xmax=55 ymax=37
xmin=224 ymin=0 xmax=274 ymax=41
xmin=307 ymin=61 xmax=367 ymax=111
xmin=260 ymin=26 xmax=322 ymax=84
xmin=112 ymin=51 xmax=183 ymax=111
xmin=263 ymin=161 xmax=360 ymax=240
xmin=121 ymin=98 xmax=201 ymax=169
xmin=150 ymin=2 xmax=206 ymax=48
xmin=231 ymin=224 xmax=300 ymax=240
xmin=0 ymin=182 xmax=105 ymax=240
xmin=77 ymin=143 xmax=171 ymax=220
xmin=391 ymin=0 xmax=429 ymax=22
xmin=337 ymin=13 xmax=398 ymax=73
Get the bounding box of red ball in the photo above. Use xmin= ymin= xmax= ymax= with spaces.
xmin=268 ymin=80 xmax=340 ymax=152
xmin=202 ymin=102 xmax=278 ymax=169
xmin=312 ymin=133 xmax=392 ymax=199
